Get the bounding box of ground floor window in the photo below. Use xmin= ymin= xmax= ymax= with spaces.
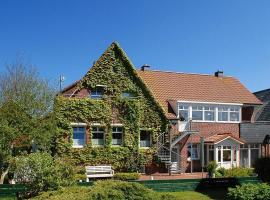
xmin=92 ymin=126 xmax=104 ymax=146
xmin=240 ymin=144 xmax=260 ymax=167
xmin=218 ymin=145 xmax=233 ymax=163
xmin=112 ymin=126 xmax=123 ymax=146
xmin=140 ymin=130 xmax=151 ymax=147
xmin=187 ymin=143 xmax=200 ymax=160
xmin=73 ymin=126 xmax=86 ymax=147
xmin=250 ymin=144 xmax=259 ymax=167
xmin=222 ymin=146 xmax=232 ymax=162
xmin=208 ymin=145 xmax=214 ymax=162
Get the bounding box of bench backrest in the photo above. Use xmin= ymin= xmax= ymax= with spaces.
xmin=86 ymin=166 xmax=113 ymax=173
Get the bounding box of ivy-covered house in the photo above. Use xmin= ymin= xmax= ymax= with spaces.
xmin=56 ymin=42 xmax=168 ymax=173
xmin=57 ymin=42 xmax=262 ymax=173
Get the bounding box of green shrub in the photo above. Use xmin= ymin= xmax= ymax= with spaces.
xmin=73 ymin=165 xmax=86 ymax=182
xmin=206 ymin=161 xmax=218 ymax=178
xmin=216 ymin=167 xmax=254 ymax=178
xmin=215 ymin=167 xmax=226 ymax=177
xmin=30 ymin=180 xmax=176 ymax=200
xmin=30 ymin=186 xmax=92 ymax=200
xmin=254 ymin=157 xmax=270 ymax=182
xmin=227 ymin=183 xmax=270 ymax=200
xmin=113 ymin=172 xmax=140 ymax=180
xmin=13 ymin=153 xmax=75 ymax=196
xmin=74 ymin=174 xmax=87 ymax=182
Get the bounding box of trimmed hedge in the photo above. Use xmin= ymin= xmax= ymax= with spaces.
xmin=215 ymin=167 xmax=254 ymax=178
xmin=227 ymin=183 xmax=270 ymax=200
xmin=254 ymin=157 xmax=270 ymax=182
xmin=30 ymin=180 xmax=175 ymax=200
xmin=113 ymin=172 xmax=140 ymax=180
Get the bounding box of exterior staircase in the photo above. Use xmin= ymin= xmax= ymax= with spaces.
xmin=156 ymin=120 xmax=198 ymax=174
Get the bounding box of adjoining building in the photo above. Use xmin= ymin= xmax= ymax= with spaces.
xmin=240 ymin=88 xmax=270 ymax=167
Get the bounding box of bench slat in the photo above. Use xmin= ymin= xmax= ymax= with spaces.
xmin=85 ymin=165 xmax=114 ymax=181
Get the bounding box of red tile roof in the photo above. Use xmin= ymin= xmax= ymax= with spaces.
xmin=205 ymin=133 xmax=245 ymax=144
xmin=137 ymin=70 xmax=262 ymax=118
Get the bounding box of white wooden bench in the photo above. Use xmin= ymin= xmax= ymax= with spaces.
xmin=85 ymin=165 xmax=114 ymax=182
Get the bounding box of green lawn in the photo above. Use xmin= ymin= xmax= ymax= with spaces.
xmin=0 ymin=196 xmax=16 ymax=200
xmin=166 ymin=191 xmax=212 ymax=200
xmin=165 ymin=188 xmax=227 ymax=200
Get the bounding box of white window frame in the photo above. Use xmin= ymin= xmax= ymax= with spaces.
xmin=72 ymin=125 xmax=86 ymax=148
xmin=192 ymin=105 xmax=203 ymax=121
xmin=204 ymin=106 xmax=215 ymax=122
xmin=112 ymin=126 xmax=123 ymax=146
xmin=187 ymin=143 xmax=200 ymax=160
xmin=218 ymin=106 xmax=230 ymax=122
xmin=229 ymin=107 xmax=240 ymax=122
xmin=91 ymin=126 xmax=105 ymax=146
xmin=178 ymin=105 xmax=189 ymax=121
xmin=177 ymin=102 xmax=241 ymax=123
xmin=90 ymin=87 xmax=103 ymax=99
xmin=139 ymin=130 xmax=152 ymax=148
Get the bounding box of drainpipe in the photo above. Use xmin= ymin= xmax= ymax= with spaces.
xmin=169 ymin=126 xmax=172 ymax=176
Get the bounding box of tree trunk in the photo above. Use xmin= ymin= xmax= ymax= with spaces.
xmin=0 ymin=168 xmax=9 ymax=184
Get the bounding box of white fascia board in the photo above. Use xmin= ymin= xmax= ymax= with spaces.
xmin=70 ymin=122 xmax=87 ymax=126
xmin=111 ymin=123 xmax=123 ymax=126
xmin=214 ymin=136 xmax=244 ymax=145
xmin=177 ymin=100 xmax=243 ymax=106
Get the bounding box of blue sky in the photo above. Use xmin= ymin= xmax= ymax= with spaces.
xmin=0 ymin=0 xmax=270 ymax=92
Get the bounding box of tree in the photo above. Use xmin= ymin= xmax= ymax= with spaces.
xmin=0 ymin=59 xmax=56 ymax=184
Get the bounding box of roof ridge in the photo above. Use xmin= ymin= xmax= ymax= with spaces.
xmin=137 ymin=69 xmax=234 ymax=78
xmin=254 ymin=88 xmax=270 ymax=94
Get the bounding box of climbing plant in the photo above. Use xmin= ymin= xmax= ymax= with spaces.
xmin=54 ymin=42 xmax=168 ymax=172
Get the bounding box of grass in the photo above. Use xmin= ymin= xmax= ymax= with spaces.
xmin=166 ymin=191 xmax=212 ymax=200
xmin=164 ymin=188 xmax=228 ymax=200
xmin=0 ymin=195 xmax=16 ymax=200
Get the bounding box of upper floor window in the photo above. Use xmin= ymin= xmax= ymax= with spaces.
xmin=230 ymin=107 xmax=240 ymax=121
xmin=192 ymin=106 xmax=203 ymax=120
xmin=112 ymin=126 xmax=123 ymax=146
xmin=218 ymin=107 xmax=229 ymax=121
xmin=73 ymin=127 xmax=86 ymax=148
xmin=90 ymin=87 xmax=103 ymax=99
xmin=92 ymin=126 xmax=104 ymax=146
xmin=179 ymin=105 xmax=189 ymax=121
xmin=178 ymin=103 xmax=241 ymax=123
xmin=121 ymin=92 xmax=135 ymax=98
xmin=204 ymin=106 xmax=215 ymax=121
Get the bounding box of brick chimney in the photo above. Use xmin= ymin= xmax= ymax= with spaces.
xmin=141 ymin=64 xmax=150 ymax=71
xmin=215 ymin=70 xmax=224 ymax=77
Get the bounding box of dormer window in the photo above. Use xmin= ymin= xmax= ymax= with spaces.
xmin=90 ymin=87 xmax=103 ymax=99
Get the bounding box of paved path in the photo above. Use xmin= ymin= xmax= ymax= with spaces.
xmin=139 ymin=172 xmax=207 ymax=180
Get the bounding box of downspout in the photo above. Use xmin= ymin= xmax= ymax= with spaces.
xmin=169 ymin=125 xmax=172 ymax=176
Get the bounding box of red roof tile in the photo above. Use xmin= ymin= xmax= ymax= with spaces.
xmin=137 ymin=70 xmax=262 ymax=118
xmin=205 ymin=133 xmax=245 ymax=144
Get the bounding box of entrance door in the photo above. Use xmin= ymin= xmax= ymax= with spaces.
xmin=171 ymin=147 xmax=179 ymax=172
xmin=217 ymin=145 xmax=237 ymax=169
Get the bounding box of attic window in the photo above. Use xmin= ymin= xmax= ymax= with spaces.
xmin=90 ymin=87 xmax=103 ymax=99
xmin=122 ymin=91 xmax=136 ymax=98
